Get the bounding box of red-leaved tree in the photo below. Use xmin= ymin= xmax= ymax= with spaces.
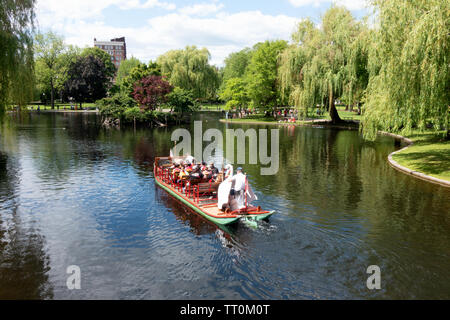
xmin=132 ymin=75 xmax=173 ymax=111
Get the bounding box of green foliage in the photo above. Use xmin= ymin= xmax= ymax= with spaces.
xmin=121 ymin=61 xmax=161 ymax=96
xmin=167 ymin=87 xmax=197 ymax=114
xmin=245 ymin=40 xmax=288 ymax=111
xmin=222 ymin=48 xmax=253 ymax=84
xmin=0 ymin=0 xmax=35 ymax=112
xmin=123 ymin=106 xmax=145 ymax=122
xmin=116 ymin=57 xmax=141 ymax=86
xmin=279 ymin=7 xmax=364 ymax=122
xmin=34 ymin=32 xmax=72 ymax=106
xmin=97 ymin=92 xmax=137 ymax=119
xmin=362 ymin=0 xmax=450 ymax=139
xmin=157 ymin=46 xmax=220 ymax=100
xmin=64 ymin=55 xmax=110 ymax=103
xmin=219 ymin=78 xmax=249 ymax=110
xmin=81 ymin=47 xmax=116 ymax=79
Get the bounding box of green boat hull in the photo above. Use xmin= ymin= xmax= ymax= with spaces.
xmin=155 ymin=178 xmax=240 ymax=225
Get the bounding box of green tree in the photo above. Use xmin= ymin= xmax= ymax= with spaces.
xmin=97 ymin=92 xmax=136 ymax=119
xmin=362 ymin=0 xmax=450 ymax=139
xmin=167 ymin=87 xmax=197 ymax=114
xmin=245 ymin=40 xmax=288 ymax=111
xmin=55 ymin=45 xmax=82 ymax=102
xmin=279 ymin=7 xmax=364 ymax=123
xmin=116 ymin=57 xmax=141 ymax=86
xmin=64 ymin=55 xmax=109 ymax=107
xmin=81 ymin=47 xmax=116 ymax=80
xmin=34 ymin=32 xmax=65 ymax=109
xmin=0 ymin=0 xmax=35 ymax=112
xmin=34 ymin=44 xmax=81 ymax=105
xmin=219 ymin=77 xmax=249 ymax=111
xmin=222 ymin=48 xmax=253 ymax=84
xmin=121 ymin=61 xmax=161 ymax=96
xmin=157 ymin=46 xmax=220 ymax=100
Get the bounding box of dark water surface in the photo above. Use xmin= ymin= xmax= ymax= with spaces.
xmin=0 ymin=112 xmax=449 ymax=299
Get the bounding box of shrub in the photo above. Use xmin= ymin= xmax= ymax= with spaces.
xmin=97 ymin=92 xmax=136 ymax=119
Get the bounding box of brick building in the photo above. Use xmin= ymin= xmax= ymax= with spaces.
xmin=94 ymin=37 xmax=127 ymax=69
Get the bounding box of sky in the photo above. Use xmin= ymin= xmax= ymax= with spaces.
xmin=35 ymin=0 xmax=370 ymax=66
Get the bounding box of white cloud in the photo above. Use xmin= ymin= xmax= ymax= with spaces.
xmin=35 ymin=1 xmax=299 ymax=66
xmin=36 ymin=0 xmax=176 ymax=24
xmin=118 ymin=0 xmax=176 ymax=11
xmin=288 ymin=0 xmax=367 ymax=11
xmin=178 ymin=2 xmax=225 ymax=17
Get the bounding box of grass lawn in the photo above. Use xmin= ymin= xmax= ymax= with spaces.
xmin=26 ymin=103 xmax=97 ymax=111
xmin=392 ymin=131 xmax=450 ymax=182
xmin=200 ymin=104 xmax=226 ymax=111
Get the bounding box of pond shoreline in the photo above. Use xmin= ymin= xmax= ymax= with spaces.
xmin=221 ymin=118 xmax=450 ymax=188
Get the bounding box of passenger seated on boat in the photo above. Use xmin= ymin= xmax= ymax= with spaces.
xmin=209 ymin=162 xmax=219 ymax=175
xmin=205 ymin=162 xmax=219 ymax=182
xmin=185 ymin=154 xmax=195 ymax=165
xmin=202 ymin=167 xmax=212 ymax=181
xmin=179 ymin=168 xmax=189 ymax=181
xmin=172 ymin=164 xmax=181 ymax=182
xmin=185 ymin=161 xmax=193 ymax=172
xmin=189 ymin=165 xmax=204 ymax=180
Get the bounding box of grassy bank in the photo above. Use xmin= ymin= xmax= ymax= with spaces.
xmin=223 ymin=106 xmax=361 ymax=123
xmin=26 ymin=103 xmax=97 ymax=111
xmin=224 ymin=109 xmax=448 ymax=183
xmin=392 ymin=131 xmax=450 ymax=182
xmin=200 ymin=104 xmax=225 ymax=111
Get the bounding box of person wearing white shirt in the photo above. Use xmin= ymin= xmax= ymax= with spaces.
xmin=224 ymin=164 xmax=233 ymax=179
xmin=230 ymin=167 xmax=246 ymax=209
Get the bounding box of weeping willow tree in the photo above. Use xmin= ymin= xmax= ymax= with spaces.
xmin=279 ymin=7 xmax=364 ymax=124
xmin=362 ymin=0 xmax=450 ymax=139
xmin=0 ymin=0 xmax=35 ymax=113
xmin=157 ymin=46 xmax=220 ymax=101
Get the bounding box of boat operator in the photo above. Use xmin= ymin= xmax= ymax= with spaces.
xmin=229 ymin=167 xmax=246 ymax=209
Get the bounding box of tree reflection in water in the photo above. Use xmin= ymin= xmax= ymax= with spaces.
xmin=0 ymin=152 xmax=53 ymax=299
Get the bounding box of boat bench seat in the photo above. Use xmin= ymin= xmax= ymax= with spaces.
xmin=197 ymin=182 xmax=219 ymax=195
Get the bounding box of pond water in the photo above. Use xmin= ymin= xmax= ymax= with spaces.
xmin=0 ymin=112 xmax=449 ymax=299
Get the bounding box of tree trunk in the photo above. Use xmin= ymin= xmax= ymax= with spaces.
xmin=51 ymin=78 xmax=55 ymax=110
xmin=329 ymin=90 xmax=342 ymax=124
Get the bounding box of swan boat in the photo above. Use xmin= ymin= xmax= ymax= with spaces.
xmin=154 ymin=156 xmax=275 ymax=226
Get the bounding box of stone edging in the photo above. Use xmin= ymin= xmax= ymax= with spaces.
xmin=220 ymin=119 xmax=449 ymax=188
xmin=380 ymin=132 xmax=450 ymax=188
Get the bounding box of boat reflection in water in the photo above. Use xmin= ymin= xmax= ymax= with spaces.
xmin=155 ymin=187 xmax=239 ymax=247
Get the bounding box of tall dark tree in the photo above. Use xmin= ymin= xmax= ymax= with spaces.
xmin=64 ymin=55 xmax=109 ymax=107
xmin=81 ymin=47 xmax=116 ymax=79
